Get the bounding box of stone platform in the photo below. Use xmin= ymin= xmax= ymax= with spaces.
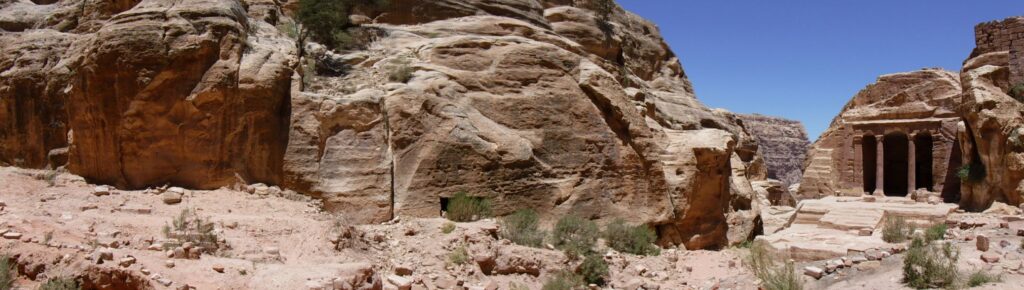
xmin=756 ymin=196 xmax=959 ymax=261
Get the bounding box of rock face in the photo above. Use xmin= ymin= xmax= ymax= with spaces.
xmin=798 ymin=69 xmax=963 ymax=201
xmin=737 ymin=114 xmax=810 ymax=186
xmin=1 ymin=0 xmax=765 ymax=249
xmin=0 ymin=0 xmax=297 ymax=189
xmin=288 ymin=0 xmax=767 ymax=249
xmin=958 ymin=16 xmax=1024 ymax=210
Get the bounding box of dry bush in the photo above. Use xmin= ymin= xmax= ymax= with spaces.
xmin=445 ymin=192 xmax=491 ymax=222
xmin=551 ymin=215 xmax=599 ymax=260
xmin=541 ymin=270 xmax=584 ymax=290
xmin=966 ymin=270 xmax=1001 ymax=287
xmin=499 ymin=209 xmax=545 ymax=247
xmin=448 ymin=244 xmax=470 ymax=265
xmin=746 ymin=243 xmax=803 ymax=290
xmin=38 ymin=277 xmax=80 ymax=290
xmin=604 ymin=218 xmax=660 ymax=256
xmin=0 ymin=255 xmax=11 ymax=290
xmin=161 ymin=209 xmax=221 ymax=254
xmin=902 ymin=238 xmax=959 ymax=289
xmin=883 ymin=216 xmax=913 ymax=243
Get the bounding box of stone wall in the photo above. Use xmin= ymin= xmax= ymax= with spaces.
xmin=736 ymin=114 xmax=809 ymax=186
xmin=973 ymin=17 xmax=1024 ymax=85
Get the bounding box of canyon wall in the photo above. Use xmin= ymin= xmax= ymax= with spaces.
xmin=736 ymin=114 xmax=809 ymax=186
xmin=0 ymin=0 xmax=767 ymax=249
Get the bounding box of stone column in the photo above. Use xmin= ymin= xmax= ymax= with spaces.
xmin=874 ymin=135 xmax=885 ymax=196
xmin=908 ymin=134 xmax=916 ymax=196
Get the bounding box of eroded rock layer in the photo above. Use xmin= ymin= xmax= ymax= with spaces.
xmin=0 ymin=0 xmax=765 ymax=249
xmin=958 ymin=17 xmax=1024 ymax=210
xmin=737 ymin=114 xmax=809 ymax=186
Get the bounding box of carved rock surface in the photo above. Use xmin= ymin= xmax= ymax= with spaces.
xmin=798 ymin=69 xmax=962 ymax=199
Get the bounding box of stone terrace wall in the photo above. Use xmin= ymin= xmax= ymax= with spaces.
xmin=973 ymin=17 xmax=1024 ymax=84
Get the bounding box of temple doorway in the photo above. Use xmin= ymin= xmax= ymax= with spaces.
xmin=883 ymin=132 xmax=909 ymax=196
xmin=863 ymin=135 xmax=877 ymax=193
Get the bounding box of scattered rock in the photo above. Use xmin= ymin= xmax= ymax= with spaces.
xmin=386 ymin=275 xmax=412 ymax=290
xmin=212 ymin=264 xmax=225 ymax=273
xmin=977 ymin=234 xmax=990 ymax=252
xmin=854 ymin=261 xmax=881 ymax=271
xmin=804 ymin=266 xmax=824 ymax=279
xmin=981 ymin=252 xmax=1001 ymax=263
xmin=118 ymin=256 xmax=136 ymax=267
xmin=864 ymin=249 xmax=884 ymax=261
xmin=162 ymin=190 xmax=183 ymax=204
xmin=394 ymin=264 xmax=414 ymax=276
xmin=2 ymin=232 xmax=22 ymax=240
xmin=165 ymin=260 xmax=175 ymax=268
xmin=92 ymin=186 xmax=111 ymax=196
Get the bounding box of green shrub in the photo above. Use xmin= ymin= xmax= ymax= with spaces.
xmin=883 ymin=216 xmax=913 ymax=243
xmin=0 ymin=255 xmax=11 ymax=290
xmin=603 ymin=218 xmax=660 ymax=256
xmin=903 ymin=238 xmax=959 ymax=289
xmin=924 ymin=224 xmax=947 ymax=242
xmin=966 ymin=270 xmax=1001 ymax=287
xmin=295 ymin=0 xmax=389 ymax=50
xmin=957 ymin=163 xmax=986 ymax=182
xmin=578 ymin=253 xmax=609 ymax=285
xmin=541 ymin=270 xmax=584 ymax=290
xmin=1011 ymin=82 xmax=1024 ymax=102
xmin=746 ymin=243 xmax=803 ymax=290
xmin=448 ymin=245 xmax=469 ymax=265
xmin=38 ymin=277 xmax=80 ymax=290
xmin=499 ymin=209 xmax=545 ymax=247
xmin=551 ymin=215 xmax=599 ymax=259
xmin=162 ymin=209 xmax=220 ymax=254
xmin=440 ymin=222 xmax=456 ymax=234
xmin=445 ymin=192 xmax=491 ymax=222
xmin=574 ymin=0 xmax=615 ymax=21
xmin=387 ymin=60 xmax=414 ymax=83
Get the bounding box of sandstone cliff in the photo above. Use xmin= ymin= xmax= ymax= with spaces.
xmin=0 ymin=0 xmax=765 ymax=249
xmin=737 ymin=113 xmax=809 ymax=186
xmin=958 ymin=16 xmax=1024 ymax=210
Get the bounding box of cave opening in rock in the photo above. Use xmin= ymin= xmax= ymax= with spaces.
xmin=883 ymin=132 xmax=909 ymax=196
xmin=439 ymin=197 xmax=449 ymax=217
xmin=863 ymin=135 xmax=878 ymax=193
xmin=914 ymin=133 xmax=934 ymax=191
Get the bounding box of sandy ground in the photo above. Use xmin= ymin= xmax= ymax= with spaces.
xmin=0 ymin=166 xmax=1021 ymax=289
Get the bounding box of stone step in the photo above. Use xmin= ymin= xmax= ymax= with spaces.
xmin=819 ymin=208 xmax=885 ymax=231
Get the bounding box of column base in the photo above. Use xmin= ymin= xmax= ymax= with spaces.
xmin=872 ymin=189 xmax=885 ymax=196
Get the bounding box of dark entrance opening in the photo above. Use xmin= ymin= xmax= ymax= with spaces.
xmin=863 ymin=135 xmax=878 ymax=193
xmin=883 ymin=132 xmax=909 ymax=196
xmin=439 ymin=197 xmax=450 ymax=216
xmin=914 ymin=133 xmax=934 ymax=191
xmin=941 ymin=140 xmax=963 ymax=203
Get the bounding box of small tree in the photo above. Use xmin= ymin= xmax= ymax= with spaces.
xmin=575 ymin=0 xmax=615 ymax=21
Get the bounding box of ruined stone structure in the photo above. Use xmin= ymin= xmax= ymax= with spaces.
xmin=800 ymin=69 xmax=963 ymax=201
xmin=972 ymin=17 xmax=1024 ymax=85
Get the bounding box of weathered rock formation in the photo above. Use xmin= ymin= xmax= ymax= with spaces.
xmin=0 ymin=0 xmax=297 ymax=189
xmin=0 ymin=0 xmax=768 ymax=249
xmin=958 ymin=16 xmax=1024 ymax=210
xmin=798 ymin=69 xmax=963 ymax=201
xmin=737 ymin=114 xmax=809 ymax=186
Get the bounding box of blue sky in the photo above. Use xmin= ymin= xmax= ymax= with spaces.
xmin=617 ymin=1 xmax=1024 ymax=140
